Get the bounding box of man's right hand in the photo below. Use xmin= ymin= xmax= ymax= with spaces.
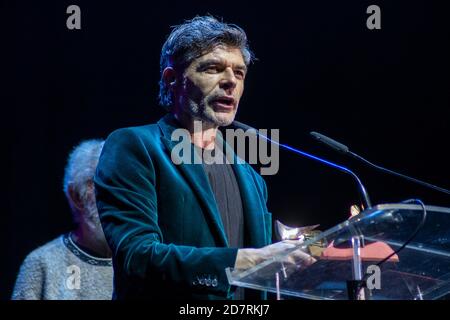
xmin=234 ymin=241 xmax=316 ymax=270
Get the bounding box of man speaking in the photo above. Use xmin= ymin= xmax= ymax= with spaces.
xmin=94 ymin=16 xmax=313 ymax=300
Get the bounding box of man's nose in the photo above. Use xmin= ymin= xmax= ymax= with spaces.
xmin=219 ymin=67 xmax=237 ymax=92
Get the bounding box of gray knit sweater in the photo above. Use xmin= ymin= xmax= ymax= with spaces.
xmin=12 ymin=234 xmax=113 ymax=300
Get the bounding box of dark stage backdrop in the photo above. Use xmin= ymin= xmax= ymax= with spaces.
xmin=2 ymin=0 xmax=449 ymax=300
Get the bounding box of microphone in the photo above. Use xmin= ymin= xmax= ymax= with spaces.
xmin=232 ymin=121 xmax=372 ymax=209
xmin=310 ymin=131 xmax=450 ymax=196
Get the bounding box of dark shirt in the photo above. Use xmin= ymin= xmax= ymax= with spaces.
xmin=200 ymin=146 xmax=245 ymax=299
xmin=201 ymin=147 xmax=244 ymax=249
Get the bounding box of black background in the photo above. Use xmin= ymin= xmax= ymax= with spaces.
xmin=1 ymin=0 xmax=449 ymax=300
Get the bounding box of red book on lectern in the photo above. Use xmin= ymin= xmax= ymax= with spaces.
xmin=321 ymin=241 xmax=399 ymax=262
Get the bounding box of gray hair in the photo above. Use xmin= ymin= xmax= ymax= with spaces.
xmin=159 ymin=15 xmax=255 ymax=110
xmin=63 ymin=139 xmax=104 ymax=207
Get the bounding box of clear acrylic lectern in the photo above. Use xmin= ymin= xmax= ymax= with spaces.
xmin=226 ymin=204 xmax=450 ymax=300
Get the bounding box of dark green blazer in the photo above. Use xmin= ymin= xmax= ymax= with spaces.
xmin=94 ymin=113 xmax=272 ymax=300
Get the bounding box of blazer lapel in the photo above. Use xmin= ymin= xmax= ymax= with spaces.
xmin=158 ymin=115 xmax=229 ymax=247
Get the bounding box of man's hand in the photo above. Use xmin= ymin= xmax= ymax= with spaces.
xmin=234 ymin=241 xmax=316 ymax=270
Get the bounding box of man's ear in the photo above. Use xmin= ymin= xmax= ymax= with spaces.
xmin=162 ymin=67 xmax=177 ymax=89
xmin=68 ymin=185 xmax=84 ymax=212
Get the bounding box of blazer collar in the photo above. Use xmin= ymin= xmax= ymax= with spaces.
xmin=158 ymin=113 xmax=229 ymax=247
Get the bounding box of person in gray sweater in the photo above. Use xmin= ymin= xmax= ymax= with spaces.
xmin=12 ymin=139 xmax=113 ymax=300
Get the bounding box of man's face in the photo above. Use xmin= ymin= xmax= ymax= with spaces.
xmin=176 ymin=45 xmax=247 ymax=127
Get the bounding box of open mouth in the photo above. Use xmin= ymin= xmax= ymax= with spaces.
xmin=210 ymin=96 xmax=235 ymax=110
